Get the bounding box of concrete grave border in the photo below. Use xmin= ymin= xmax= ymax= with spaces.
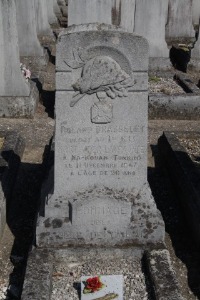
xmin=149 ymin=73 xmax=200 ymax=120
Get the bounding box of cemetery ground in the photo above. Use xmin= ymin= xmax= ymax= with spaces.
xmin=0 ymin=111 xmax=199 ymax=299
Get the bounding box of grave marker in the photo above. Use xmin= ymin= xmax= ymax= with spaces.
xmin=37 ymin=24 xmax=164 ymax=248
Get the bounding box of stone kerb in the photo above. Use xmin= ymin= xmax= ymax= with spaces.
xmin=37 ymin=24 xmax=164 ymax=248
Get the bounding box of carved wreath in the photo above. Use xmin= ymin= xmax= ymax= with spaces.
xmin=65 ymin=48 xmax=135 ymax=107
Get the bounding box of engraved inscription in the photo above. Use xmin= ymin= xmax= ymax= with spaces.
xmin=60 ymin=122 xmax=146 ymax=179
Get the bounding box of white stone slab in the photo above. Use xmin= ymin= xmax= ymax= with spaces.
xmin=0 ymin=0 xmax=30 ymax=96
xmin=68 ymin=0 xmax=112 ymax=26
xmin=47 ymin=0 xmax=58 ymax=24
xmin=134 ymin=0 xmax=169 ymax=58
xmin=81 ymin=275 xmax=123 ymax=300
xmin=35 ymin=0 xmax=53 ymax=36
xmin=166 ymin=0 xmax=195 ymax=43
xmin=16 ymin=0 xmax=44 ymax=56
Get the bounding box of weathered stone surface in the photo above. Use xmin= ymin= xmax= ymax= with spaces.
xmin=112 ymin=0 xmax=135 ymax=32
xmin=37 ymin=24 xmax=164 ymax=248
xmin=47 ymin=0 xmax=58 ymax=25
xmin=16 ymin=0 xmax=44 ymax=57
xmin=0 ymin=82 xmax=39 ymax=118
xmin=68 ymin=0 xmax=112 ymax=25
xmin=53 ymin=0 xmax=61 ymax=16
xmin=35 ymin=0 xmax=53 ymax=36
xmin=120 ymin=0 xmax=135 ymax=32
xmin=192 ymin=0 xmax=200 ymax=26
xmin=166 ymin=0 xmax=195 ymax=44
xmin=134 ymin=0 xmax=169 ymax=58
xmin=21 ymin=249 xmax=53 ymax=300
xmin=0 ymin=131 xmax=25 ymax=241
xmin=149 ymin=94 xmax=200 ymax=120
xmin=146 ymin=249 xmax=184 ymax=300
xmin=0 ymin=0 xmax=30 ymax=97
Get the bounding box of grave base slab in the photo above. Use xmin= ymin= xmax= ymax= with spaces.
xmin=21 ymin=248 xmax=183 ymax=300
xmin=0 ymin=82 xmax=39 ymax=118
xmin=37 ymin=178 xmax=165 ymax=249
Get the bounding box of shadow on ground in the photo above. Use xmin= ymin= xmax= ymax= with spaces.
xmin=3 ymin=143 xmax=51 ymax=299
xmin=149 ymin=144 xmax=200 ymax=299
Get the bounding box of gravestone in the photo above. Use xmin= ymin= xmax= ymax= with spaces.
xmin=16 ymin=0 xmax=44 ymax=57
xmin=166 ymin=0 xmax=195 ymax=45
xmin=47 ymin=0 xmax=59 ymax=25
xmin=68 ymin=0 xmax=112 ymax=26
xmin=53 ymin=0 xmax=61 ymax=16
xmin=192 ymin=0 xmax=200 ymax=27
xmin=112 ymin=0 xmax=135 ymax=32
xmin=0 ymin=0 xmax=39 ymax=117
xmin=34 ymin=0 xmax=53 ymax=36
xmin=134 ymin=0 xmax=169 ymax=58
xmin=37 ymin=24 xmax=164 ymax=248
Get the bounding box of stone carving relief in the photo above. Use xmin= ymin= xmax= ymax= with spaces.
xmin=65 ymin=47 xmax=135 ymax=123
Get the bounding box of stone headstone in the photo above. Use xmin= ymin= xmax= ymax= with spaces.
xmin=16 ymin=0 xmax=44 ymax=57
xmin=192 ymin=0 xmax=200 ymax=27
xmin=53 ymin=0 xmax=61 ymax=15
xmin=68 ymin=0 xmax=112 ymax=26
xmin=0 ymin=0 xmax=39 ymax=117
xmin=0 ymin=0 xmax=29 ymax=96
xmin=47 ymin=0 xmax=59 ymax=25
xmin=166 ymin=0 xmax=195 ymax=45
xmin=37 ymin=24 xmax=164 ymax=248
xmin=134 ymin=0 xmax=169 ymax=58
xmin=34 ymin=0 xmax=53 ymax=36
xmin=120 ymin=0 xmax=135 ymax=32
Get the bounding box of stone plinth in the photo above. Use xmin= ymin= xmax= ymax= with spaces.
xmin=37 ymin=24 xmax=164 ymax=248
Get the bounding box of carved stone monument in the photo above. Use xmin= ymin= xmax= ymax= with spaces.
xmin=37 ymin=24 xmax=164 ymax=248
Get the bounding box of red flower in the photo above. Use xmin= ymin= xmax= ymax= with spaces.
xmin=85 ymin=276 xmax=103 ymax=292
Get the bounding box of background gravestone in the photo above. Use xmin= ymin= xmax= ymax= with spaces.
xmin=37 ymin=24 xmax=164 ymax=248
